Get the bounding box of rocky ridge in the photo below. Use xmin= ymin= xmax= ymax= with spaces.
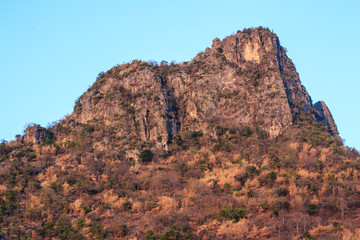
xmin=69 ymin=27 xmax=338 ymax=152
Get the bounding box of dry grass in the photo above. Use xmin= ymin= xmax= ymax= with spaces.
xmin=309 ymin=224 xmax=333 ymax=235
xmin=217 ymin=219 xmax=249 ymax=239
xmin=202 ymin=165 xmax=242 ymax=186
xmin=342 ymin=228 xmax=360 ymax=240
xmin=157 ymin=196 xmax=177 ymax=212
xmin=0 ymin=184 xmax=7 ymax=195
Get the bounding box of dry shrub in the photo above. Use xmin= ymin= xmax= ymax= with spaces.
xmin=0 ymin=184 xmax=7 ymax=194
xmin=244 ymin=175 xmax=260 ymax=188
xmin=233 ymin=195 xmax=248 ymax=208
xmin=298 ymin=143 xmax=311 ymax=163
xmin=62 ymin=182 xmax=71 ymax=196
xmin=166 ymin=155 xmax=177 ymax=164
xmin=247 ymin=225 xmax=273 ymax=239
xmin=146 ymin=211 xmax=190 ymax=234
xmin=319 ymin=147 xmax=331 ymax=161
xmin=290 ymin=195 xmax=304 ymax=209
xmin=288 ymin=178 xmax=298 ymax=196
xmin=217 ymin=219 xmax=249 ymax=239
xmin=297 ymin=168 xmax=311 ymax=179
xmin=131 ymin=201 xmax=143 ymax=213
xmin=196 ymin=220 xmax=220 ymax=238
xmin=24 ymin=194 xmax=45 ymax=221
xmin=39 ymin=166 xmax=58 ymax=188
xmin=28 ymin=194 xmax=44 ymax=209
xmin=185 ymin=180 xmax=209 ymax=197
xmin=149 ymin=171 xmax=180 ymax=196
xmin=103 ymin=190 xmax=119 ymax=205
xmin=202 ymin=165 xmax=242 ymax=187
xmin=158 ymin=196 xmax=178 ymax=212
xmin=309 ymin=224 xmax=334 ymax=237
xmin=342 ymin=228 xmax=360 ymax=240
xmin=107 ymin=219 xmax=128 ymax=238
xmin=289 ymin=142 xmax=299 ymax=150
xmin=113 ymin=197 xmax=128 ymax=209
xmin=70 ymin=198 xmax=83 ymax=215
xmin=41 ymin=145 xmax=57 ymax=155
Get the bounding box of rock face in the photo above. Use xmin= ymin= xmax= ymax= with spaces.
xmin=70 ymin=27 xmax=336 ymax=151
xmin=23 ymin=124 xmax=53 ymax=144
xmin=314 ymin=101 xmax=339 ymax=137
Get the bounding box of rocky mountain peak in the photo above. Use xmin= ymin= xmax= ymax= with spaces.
xmin=68 ymin=27 xmax=337 ymax=152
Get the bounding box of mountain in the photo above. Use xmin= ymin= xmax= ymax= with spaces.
xmin=1 ymin=27 xmax=359 ymax=239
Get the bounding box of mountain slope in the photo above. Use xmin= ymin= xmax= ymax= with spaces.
xmin=0 ymin=27 xmax=359 ymax=240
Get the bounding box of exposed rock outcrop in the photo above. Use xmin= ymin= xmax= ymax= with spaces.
xmin=69 ymin=27 xmax=338 ymax=151
xmin=23 ymin=124 xmax=53 ymax=144
xmin=313 ymin=101 xmax=339 ymax=137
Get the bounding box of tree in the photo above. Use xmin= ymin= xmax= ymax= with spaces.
xmin=139 ymin=149 xmax=153 ymax=163
xmin=241 ymin=126 xmax=252 ymax=137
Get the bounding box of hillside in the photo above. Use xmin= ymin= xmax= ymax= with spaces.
xmin=1 ymin=27 xmax=359 ymax=239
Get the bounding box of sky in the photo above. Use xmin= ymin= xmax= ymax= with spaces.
xmin=1 ymin=0 xmax=359 ymax=149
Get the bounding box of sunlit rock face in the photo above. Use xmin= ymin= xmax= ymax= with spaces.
xmin=70 ymin=27 xmax=335 ymax=151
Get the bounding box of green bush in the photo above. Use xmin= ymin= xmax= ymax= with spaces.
xmin=108 ymin=223 xmax=128 ymax=238
xmin=268 ymin=171 xmax=277 ymax=181
xmin=122 ymin=200 xmax=132 ymax=211
xmin=173 ymin=163 xmax=188 ymax=176
xmin=245 ymin=165 xmax=258 ymax=175
xmin=139 ymin=149 xmax=153 ymax=163
xmin=55 ymin=221 xmax=84 ymax=240
xmin=215 ymin=125 xmax=228 ymax=136
xmin=276 ymin=187 xmax=289 ymax=196
xmin=270 ymin=156 xmax=282 ymax=169
xmin=159 ymin=224 xmax=195 ymax=240
xmin=272 ymin=200 xmax=290 ymax=212
xmin=145 ymin=229 xmax=157 ymax=240
xmin=241 ymin=126 xmax=253 ymax=137
xmin=308 ymin=204 xmax=319 ymax=215
xmin=76 ymin=219 xmax=85 ymax=229
xmin=83 ymin=125 xmax=95 ymax=133
xmin=300 ymin=231 xmax=315 ymax=239
xmin=79 ymin=204 xmax=92 ymax=214
xmin=234 ymin=173 xmax=249 ymax=186
xmin=89 ymin=221 xmax=106 ymax=239
xmin=74 ymin=179 xmax=99 ymax=195
xmin=5 ymin=190 xmax=18 ymax=202
xmin=217 ymin=206 xmax=247 ymax=222
xmin=190 ymin=131 xmax=203 ymax=138
xmin=257 ymin=129 xmax=268 ymax=139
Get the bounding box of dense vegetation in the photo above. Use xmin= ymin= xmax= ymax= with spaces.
xmin=1 ymin=120 xmax=359 ymax=239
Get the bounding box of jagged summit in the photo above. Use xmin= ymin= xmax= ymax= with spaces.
xmin=69 ymin=27 xmax=337 ymax=152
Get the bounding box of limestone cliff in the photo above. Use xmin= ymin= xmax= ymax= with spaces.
xmin=69 ymin=27 xmax=336 ymax=151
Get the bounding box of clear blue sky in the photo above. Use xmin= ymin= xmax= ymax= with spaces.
xmin=1 ymin=1 xmax=359 ymax=149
